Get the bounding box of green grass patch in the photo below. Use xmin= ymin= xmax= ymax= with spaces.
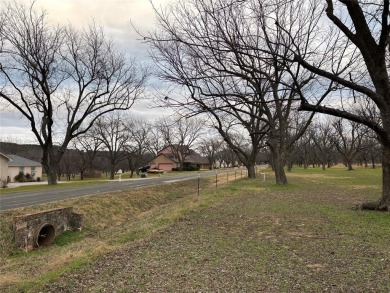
xmin=53 ymin=230 xmax=85 ymax=246
xmin=1 ymin=166 xmax=390 ymax=292
xmin=0 ymin=180 xmax=105 ymax=195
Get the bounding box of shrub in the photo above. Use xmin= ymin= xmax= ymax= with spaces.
xmin=25 ymin=173 xmax=32 ymax=181
xmin=184 ymin=166 xmax=199 ymax=171
xmin=1 ymin=180 xmax=8 ymax=188
xmin=171 ymin=166 xmax=199 ymax=171
xmin=14 ymin=172 xmax=25 ymax=182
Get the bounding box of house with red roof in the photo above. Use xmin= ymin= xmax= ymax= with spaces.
xmin=149 ymin=145 xmax=209 ymax=171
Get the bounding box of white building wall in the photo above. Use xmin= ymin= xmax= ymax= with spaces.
xmin=0 ymin=156 xmax=9 ymax=181
xmin=8 ymin=166 xmax=43 ymax=182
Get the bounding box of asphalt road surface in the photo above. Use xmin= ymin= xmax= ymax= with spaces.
xmin=0 ymin=170 xmax=245 ymax=211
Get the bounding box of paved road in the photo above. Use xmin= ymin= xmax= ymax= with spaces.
xmin=0 ymin=170 xmax=245 ymax=211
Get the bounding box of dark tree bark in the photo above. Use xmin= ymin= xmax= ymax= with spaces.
xmin=271 ymin=146 xmax=288 ymax=185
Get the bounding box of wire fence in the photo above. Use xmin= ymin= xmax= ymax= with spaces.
xmin=191 ymin=167 xmax=268 ymax=196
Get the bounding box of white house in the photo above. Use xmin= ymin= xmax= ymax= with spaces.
xmin=0 ymin=153 xmax=11 ymax=182
xmin=6 ymin=154 xmax=43 ymax=182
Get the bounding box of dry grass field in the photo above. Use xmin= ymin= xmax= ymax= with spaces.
xmin=1 ymin=166 xmax=389 ymax=292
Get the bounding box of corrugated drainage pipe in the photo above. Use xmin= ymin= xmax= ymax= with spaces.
xmin=36 ymin=223 xmax=56 ymax=247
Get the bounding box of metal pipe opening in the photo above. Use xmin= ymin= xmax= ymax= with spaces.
xmin=36 ymin=224 xmax=55 ymax=247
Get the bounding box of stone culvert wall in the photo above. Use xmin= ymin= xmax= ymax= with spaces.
xmin=13 ymin=207 xmax=84 ymax=251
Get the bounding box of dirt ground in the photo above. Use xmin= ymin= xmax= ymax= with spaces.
xmin=40 ymin=170 xmax=390 ymax=293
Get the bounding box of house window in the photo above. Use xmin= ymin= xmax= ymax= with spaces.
xmin=31 ymin=166 xmax=36 ymax=176
xmin=19 ymin=166 xmax=24 ymax=174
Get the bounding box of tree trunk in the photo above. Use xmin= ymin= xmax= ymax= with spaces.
xmin=379 ymin=146 xmax=390 ymax=209
xmin=246 ymin=163 xmax=256 ymax=179
xmin=41 ymin=150 xmax=59 ymax=185
xmin=347 ymin=161 xmax=353 ymax=171
xmin=80 ymin=171 xmax=84 ymax=180
xmin=360 ymin=146 xmax=390 ymax=211
xmin=47 ymin=170 xmax=58 ymax=185
xmin=272 ymin=151 xmax=288 ymax=185
xmin=109 ymin=163 xmax=116 ymax=180
xmin=322 ymin=163 xmax=326 ymax=170
xmin=287 ymin=161 xmax=293 ymax=172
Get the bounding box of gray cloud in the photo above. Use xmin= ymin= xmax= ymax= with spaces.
xmin=0 ymin=0 xmax=171 ymax=141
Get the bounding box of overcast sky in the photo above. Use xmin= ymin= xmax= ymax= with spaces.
xmin=0 ymin=0 xmax=170 ymax=143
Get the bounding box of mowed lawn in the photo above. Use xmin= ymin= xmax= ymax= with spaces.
xmin=1 ymin=166 xmax=390 ymax=292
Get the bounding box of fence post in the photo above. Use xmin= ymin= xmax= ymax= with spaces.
xmin=197 ymin=172 xmax=200 ymax=196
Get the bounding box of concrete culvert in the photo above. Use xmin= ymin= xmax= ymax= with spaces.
xmin=36 ymin=224 xmax=56 ymax=247
xmin=14 ymin=207 xmax=84 ymax=251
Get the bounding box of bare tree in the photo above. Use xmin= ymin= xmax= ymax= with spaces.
xmin=268 ymin=0 xmax=390 ymax=210
xmin=145 ymin=122 xmax=165 ymax=157
xmin=92 ymin=113 xmax=129 ymax=180
xmin=72 ymin=134 xmax=102 ymax=180
xmin=213 ymin=115 xmax=267 ymax=177
xmin=145 ymin=0 xmax=331 ymax=182
xmin=331 ymin=118 xmax=368 ymax=171
xmin=123 ymin=116 xmax=154 ymax=177
xmin=156 ymin=116 xmax=204 ymax=171
xmin=0 ymin=2 xmax=147 ymax=184
xmin=311 ymin=121 xmax=337 ymax=170
xmin=198 ymin=134 xmax=222 ymax=170
xmin=94 ymin=155 xmax=111 ymax=177
xmin=357 ymin=130 xmax=381 ymax=169
xmin=60 ymin=149 xmax=78 ymax=181
xmin=217 ymin=143 xmax=240 ymax=168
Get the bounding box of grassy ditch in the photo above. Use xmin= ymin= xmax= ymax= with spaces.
xmin=0 ymin=172 xmax=237 ymax=292
xmin=1 ymin=166 xmax=390 ymax=292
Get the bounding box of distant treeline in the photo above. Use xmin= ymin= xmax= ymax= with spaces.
xmin=0 ymin=142 xmax=43 ymax=163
